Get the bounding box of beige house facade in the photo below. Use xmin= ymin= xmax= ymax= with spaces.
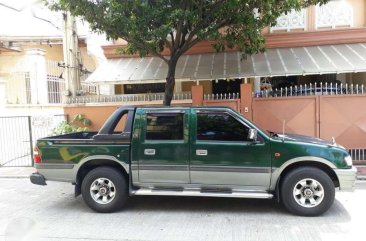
xmin=83 ymin=0 xmax=366 ymax=99
xmin=0 ymin=2 xmax=98 ymax=116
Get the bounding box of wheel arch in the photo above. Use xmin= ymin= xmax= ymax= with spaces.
xmin=271 ymin=157 xmax=340 ymax=200
xmin=74 ymin=156 xmax=129 ymax=196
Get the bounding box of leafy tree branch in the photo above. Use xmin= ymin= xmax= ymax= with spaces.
xmin=46 ymin=0 xmax=329 ymax=105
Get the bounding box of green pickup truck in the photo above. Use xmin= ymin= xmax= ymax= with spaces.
xmin=30 ymin=106 xmax=356 ymax=216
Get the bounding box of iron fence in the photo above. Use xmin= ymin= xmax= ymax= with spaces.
xmin=256 ymin=82 xmax=365 ymax=98
xmin=0 ymin=115 xmax=67 ymax=167
xmin=204 ymin=92 xmax=240 ymax=100
xmin=47 ymin=75 xmax=66 ymax=104
xmin=349 ymin=149 xmax=366 ymax=164
xmin=81 ymin=82 xmax=97 ymax=95
xmin=66 ymin=92 xmax=192 ymax=104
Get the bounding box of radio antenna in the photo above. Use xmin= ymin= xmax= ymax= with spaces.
xmin=282 ymin=120 xmax=285 ymax=142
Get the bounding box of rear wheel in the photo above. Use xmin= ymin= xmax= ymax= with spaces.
xmin=81 ymin=167 xmax=128 ymax=213
xmin=281 ymin=167 xmax=335 ymax=216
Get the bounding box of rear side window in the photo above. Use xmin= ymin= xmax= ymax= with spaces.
xmin=146 ymin=113 xmax=184 ymax=140
xmin=197 ymin=113 xmax=249 ymax=141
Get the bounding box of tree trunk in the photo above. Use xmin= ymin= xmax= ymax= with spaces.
xmin=163 ymin=57 xmax=179 ymax=106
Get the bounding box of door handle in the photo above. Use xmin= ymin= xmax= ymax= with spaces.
xmin=196 ymin=149 xmax=207 ymax=156
xmin=144 ymin=149 xmax=156 ymax=155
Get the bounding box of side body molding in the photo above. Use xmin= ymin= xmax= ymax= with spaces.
xmin=73 ymin=155 xmax=130 ymax=182
xmin=270 ymin=156 xmax=337 ymax=191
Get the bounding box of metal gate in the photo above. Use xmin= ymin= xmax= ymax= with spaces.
xmin=0 ymin=115 xmax=67 ymax=167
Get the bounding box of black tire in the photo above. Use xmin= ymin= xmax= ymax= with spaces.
xmin=280 ymin=167 xmax=335 ymax=216
xmin=81 ymin=167 xmax=128 ymax=213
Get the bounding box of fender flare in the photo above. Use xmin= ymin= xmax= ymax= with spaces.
xmin=73 ymin=155 xmax=129 ymax=183
xmin=270 ymin=156 xmax=336 ymax=191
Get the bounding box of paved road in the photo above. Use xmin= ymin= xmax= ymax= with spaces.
xmin=0 ymin=179 xmax=365 ymax=241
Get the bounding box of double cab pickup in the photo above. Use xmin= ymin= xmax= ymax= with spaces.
xmin=30 ymin=106 xmax=356 ymax=216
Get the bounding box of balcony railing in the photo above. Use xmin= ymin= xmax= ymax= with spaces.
xmin=66 ymin=92 xmax=192 ymax=104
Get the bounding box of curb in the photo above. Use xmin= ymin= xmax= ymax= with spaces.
xmin=0 ymin=175 xmax=30 ymax=179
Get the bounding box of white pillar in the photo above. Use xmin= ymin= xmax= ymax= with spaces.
xmin=99 ymin=84 xmax=115 ymax=95
xmin=25 ymin=49 xmax=48 ymax=105
xmin=175 ymin=81 xmax=182 ymax=93
xmin=254 ymin=77 xmax=261 ymax=93
xmin=0 ymin=76 xmax=6 ymax=113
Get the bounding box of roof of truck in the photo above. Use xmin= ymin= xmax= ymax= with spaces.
xmin=121 ymin=106 xmax=234 ymax=109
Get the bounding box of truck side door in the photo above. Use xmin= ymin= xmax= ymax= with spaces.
xmin=133 ymin=108 xmax=190 ymax=184
xmin=190 ymin=109 xmax=271 ymax=191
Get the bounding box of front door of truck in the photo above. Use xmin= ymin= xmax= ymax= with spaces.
xmin=136 ymin=108 xmax=190 ymax=184
xmin=190 ymin=109 xmax=271 ymax=191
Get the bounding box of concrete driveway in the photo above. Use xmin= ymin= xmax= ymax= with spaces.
xmin=0 ymin=179 xmax=365 ymax=241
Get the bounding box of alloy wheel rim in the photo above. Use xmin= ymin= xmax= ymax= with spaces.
xmin=90 ymin=178 xmax=116 ymax=205
xmin=293 ymin=178 xmax=324 ymax=208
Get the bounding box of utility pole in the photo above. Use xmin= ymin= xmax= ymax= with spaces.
xmin=62 ymin=11 xmax=80 ymax=99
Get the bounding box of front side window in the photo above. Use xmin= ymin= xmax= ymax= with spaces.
xmin=197 ymin=113 xmax=250 ymax=142
xmin=146 ymin=113 xmax=183 ymax=140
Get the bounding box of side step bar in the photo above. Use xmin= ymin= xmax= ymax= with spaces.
xmin=133 ymin=188 xmax=273 ymax=199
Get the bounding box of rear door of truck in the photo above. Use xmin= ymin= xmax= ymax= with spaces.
xmin=132 ymin=107 xmax=190 ymax=184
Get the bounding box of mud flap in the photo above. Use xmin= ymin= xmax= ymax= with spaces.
xmin=74 ymin=183 xmax=81 ymax=197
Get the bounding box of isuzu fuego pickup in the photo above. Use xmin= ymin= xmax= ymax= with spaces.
xmin=30 ymin=106 xmax=356 ymax=216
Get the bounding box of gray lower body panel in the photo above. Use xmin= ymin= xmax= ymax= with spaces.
xmin=190 ymin=171 xmax=270 ymax=191
xmin=334 ymin=166 xmax=357 ymax=191
xmin=36 ymin=163 xmax=75 ymax=183
xmin=138 ymin=164 xmax=189 ymax=184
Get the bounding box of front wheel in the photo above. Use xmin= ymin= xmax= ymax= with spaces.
xmin=81 ymin=167 xmax=128 ymax=213
xmin=280 ymin=167 xmax=335 ymax=216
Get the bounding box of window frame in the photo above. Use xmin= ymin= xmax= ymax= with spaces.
xmin=144 ymin=110 xmax=185 ymax=142
xmin=195 ymin=110 xmax=263 ymax=143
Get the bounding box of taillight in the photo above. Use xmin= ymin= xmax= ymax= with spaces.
xmin=33 ymin=146 xmax=42 ymax=163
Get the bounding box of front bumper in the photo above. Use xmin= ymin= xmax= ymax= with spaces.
xmin=334 ymin=166 xmax=357 ymax=191
xmin=30 ymin=172 xmax=47 ymax=186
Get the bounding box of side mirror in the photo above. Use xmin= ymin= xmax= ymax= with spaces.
xmin=248 ymin=129 xmax=258 ymax=141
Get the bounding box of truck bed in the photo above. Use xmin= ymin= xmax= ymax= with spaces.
xmin=40 ymin=132 xmax=98 ymax=140
xmin=39 ymin=131 xmax=130 ymax=144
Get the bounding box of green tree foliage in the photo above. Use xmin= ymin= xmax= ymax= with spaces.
xmin=52 ymin=114 xmax=92 ymax=135
xmin=47 ymin=0 xmax=329 ymax=105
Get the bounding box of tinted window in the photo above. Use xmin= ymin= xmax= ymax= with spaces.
xmin=197 ymin=113 xmax=249 ymax=141
xmin=146 ymin=113 xmax=183 ymax=140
